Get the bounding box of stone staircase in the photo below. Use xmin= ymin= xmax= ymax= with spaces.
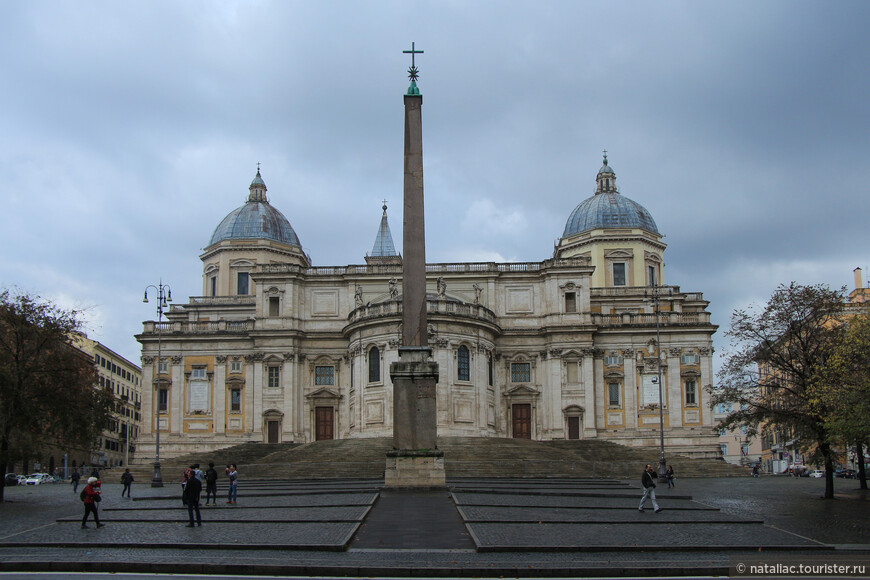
xmin=127 ymin=437 xmax=745 ymax=481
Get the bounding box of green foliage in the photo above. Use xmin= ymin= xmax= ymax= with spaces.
xmin=820 ymin=307 xmax=870 ymax=446
xmin=0 ymin=290 xmax=113 ymax=498
xmin=713 ymin=282 xmax=846 ymax=497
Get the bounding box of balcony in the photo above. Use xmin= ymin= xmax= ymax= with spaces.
xmin=348 ymin=298 xmax=497 ymax=324
xmin=591 ymin=311 xmax=711 ymax=328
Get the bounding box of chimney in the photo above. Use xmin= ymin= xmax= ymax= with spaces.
xmin=854 ymin=267 xmax=863 ymax=291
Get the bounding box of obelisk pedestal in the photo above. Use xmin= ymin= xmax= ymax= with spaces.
xmin=385 ymin=45 xmax=445 ymax=488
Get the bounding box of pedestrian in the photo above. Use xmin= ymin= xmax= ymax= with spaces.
xmin=70 ymin=469 xmax=81 ymax=493
xmin=90 ymin=467 xmax=100 ymax=478
xmin=183 ymin=470 xmax=202 ymax=527
xmin=665 ymin=465 xmax=675 ymax=488
xmin=204 ymin=462 xmax=218 ymax=506
xmin=226 ymin=464 xmax=238 ymax=504
xmin=81 ymin=477 xmax=105 ymax=528
xmin=638 ymin=464 xmax=662 ymax=513
xmin=192 ymin=463 xmax=204 ymax=482
xmin=752 ymin=464 xmax=760 ymax=478
xmin=120 ymin=468 xmax=134 ymax=498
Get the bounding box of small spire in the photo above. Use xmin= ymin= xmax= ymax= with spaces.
xmin=248 ymin=165 xmax=268 ymax=203
xmin=595 ymin=152 xmax=617 ymax=194
xmin=367 ymin=202 xmax=400 ymax=262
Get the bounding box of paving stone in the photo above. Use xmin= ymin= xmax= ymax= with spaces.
xmin=60 ymin=505 xmax=369 ymax=522
xmin=457 ymin=505 xmax=751 ymax=523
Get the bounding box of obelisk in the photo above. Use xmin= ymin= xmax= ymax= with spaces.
xmin=385 ymin=42 xmax=444 ymax=487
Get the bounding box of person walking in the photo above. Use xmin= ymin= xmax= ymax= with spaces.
xmin=226 ymin=464 xmax=238 ymax=504
xmin=638 ymin=464 xmax=662 ymax=513
xmin=120 ymin=468 xmax=134 ymax=498
xmin=665 ymin=465 xmax=675 ymax=488
xmin=81 ymin=477 xmax=105 ymax=528
xmin=204 ymin=462 xmax=218 ymax=506
xmin=70 ymin=469 xmax=81 ymax=493
xmin=183 ymin=471 xmax=202 ymax=527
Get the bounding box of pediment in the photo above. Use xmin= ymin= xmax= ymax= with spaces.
xmin=305 ymin=387 xmax=342 ymax=400
xmin=504 ymin=385 xmax=540 ymax=397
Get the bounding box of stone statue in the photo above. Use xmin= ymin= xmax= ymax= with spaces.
xmin=472 ymin=283 xmax=482 ymax=304
xmin=389 ymin=278 xmax=399 ymax=299
xmin=354 ymin=284 xmax=363 ymax=308
xmin=437 ymin=277 xmax=447 ymax=298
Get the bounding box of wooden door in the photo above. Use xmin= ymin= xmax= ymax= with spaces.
xmin=267 ymin=420 xmax=279 ymax=444
xmin=315 ymin=406 xmax=334 ymax=441
xmin=567 ymin=416 xmax=580 ymax=440
xmin=512 ymin=404 xmax=531 ymax=439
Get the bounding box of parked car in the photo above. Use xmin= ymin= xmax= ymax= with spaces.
xmin=835 ymin=469 xmax=857 ymax=479
xmin=808 ymin=469 xmax=825 ymax=478
xmin=25 ymin=473 xmax=53 ymax=485
xmin=4 ymin=473 xmax=20 ymax=486
xmin=16 ymin=475 xmax=27 ymax=485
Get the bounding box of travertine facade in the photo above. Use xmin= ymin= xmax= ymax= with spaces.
xmin=137 ymin=157 xmax=719 ymax=460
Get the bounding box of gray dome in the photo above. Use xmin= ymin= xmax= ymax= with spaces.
xmin=562 ymin=154 xmax=659 ymax=237
xmin=562 ymin=192 xmax=659 ymax=236
xmin=207 ymin=171 xmax=302 ymax=248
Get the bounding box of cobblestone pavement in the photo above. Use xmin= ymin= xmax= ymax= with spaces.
xmin=0 ymin=476 xmax=867 ymax=577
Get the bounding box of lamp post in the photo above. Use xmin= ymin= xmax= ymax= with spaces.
xmin=646 ymin=283 xmax=670 ymax=480
xmin=143 ymin=280 xmax=171 ymax=487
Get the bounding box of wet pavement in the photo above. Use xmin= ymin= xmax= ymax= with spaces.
xmin=0 ymin=475 xmax=866 ymax=577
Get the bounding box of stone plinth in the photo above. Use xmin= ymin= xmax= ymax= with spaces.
xmin=384 ymin=449 xmax=446 ymax=488
xmin=390 ymin=346 xmax=438 ymax=450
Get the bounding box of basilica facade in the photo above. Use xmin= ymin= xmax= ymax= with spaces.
xmin=137 ymin=156 xmax=719 ymax=460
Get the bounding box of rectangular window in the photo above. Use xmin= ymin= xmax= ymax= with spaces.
xmin=720 ymin=444 xmax=728 ymax=456
xmin=157 ymin=359 xmax=169 ymax=374
xmin=237 ymin=272 xmax=249 ymax=295
xmin=230 ymin=360 xmax=242 ymax=373
xmin=605 ymin=354 xmax=623 ymax=366
xmin=681 ymin=352 xmax=699 ymax=365
xmin=191 ymin=367 xmax=206 ymax=380
xmin=648 ymin=265 xmax=656 ymax=286
xmin=511 ymin=362 xmax=531 ymax=383
xmin=685 ymin=379 xmax=697 ymax=405
xmin=608 ymin=383 xmax=620 ymax=406
xmin=488 ymin=355 xmax=493 ymax=386
xmin=157 ymin=389 xmax=168 ymax=413
xmin=565 ymin=292 xmax=577 ymax=313
xmin=268 ymin=296 xmax=280 ymax=317
xmin=315 ymin=366 xmax=334 ymax=385
xmin=230 ymin=388 xmax=241 ymax=412
xmin=566 ymin=362 xmax=579 ymax=383
xmin=613 ymin=263 xmax=626 ymax=286
xmin=268 ymin=366 xmax=280 ymax=388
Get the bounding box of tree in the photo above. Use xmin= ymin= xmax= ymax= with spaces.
xmin=820 ymin=307 xmax=870 ymax=489
xmin=0 ymin=290 xmax=113 ymax=502
xmin=714 ymin=282 xmax=845 ymax=499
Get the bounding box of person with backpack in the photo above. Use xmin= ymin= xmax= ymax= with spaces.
xmin=226 ymin=464 xmax=238 ymax=504
xmin=81 ymin=477 xmax=105 ymax=529
xmin=204 ymin=462 xmax=218 ymax=506
xmin=120 ymin=468 xmax=134 ymax=498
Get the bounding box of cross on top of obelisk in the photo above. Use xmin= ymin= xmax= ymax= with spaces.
xmin=403 ymin=42 xmax=423 ymax=95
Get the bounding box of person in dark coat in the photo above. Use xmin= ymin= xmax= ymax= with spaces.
xmin=638 ymin=464 xmax=662 ymax=513
xmin=183 ymin=469 xmax=202 ymax=527
xmin=120 ymin=468 xmax=134 ymax=498
xmin=81 ymin=477 xmax=105 ymax=528
xmin=204 ymin=462 xmax=218 ymax=506
xmin=665 ymin=465 xmax=675 ymax=488
xmin=70 ymin=469 xmax=81 ymax=493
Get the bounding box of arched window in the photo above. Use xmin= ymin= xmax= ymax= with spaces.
xmin=368 ymin=346 xmax=380 ymax=383
xmin=457 ymin=345 xmax=470 ymax=381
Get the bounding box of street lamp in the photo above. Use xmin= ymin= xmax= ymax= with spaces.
xmin=143 ymin=280 xmax=171 ymax=487
xmin=646 ymin=283 xmax=671 ymax=480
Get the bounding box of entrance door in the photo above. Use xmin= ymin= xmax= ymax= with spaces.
xmin=267 ymin=420 xmax=279 ymax=444
xmin=567 ymin=416 xmax=580 ymax=440
xmin=315 ymin=406 xmax=334 ymax=441
xmin=512 ymin=404 xmax=531 ymax=439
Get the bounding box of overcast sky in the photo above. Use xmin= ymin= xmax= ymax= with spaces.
xmin=2 ymin=1 xmax=869 ymax=367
